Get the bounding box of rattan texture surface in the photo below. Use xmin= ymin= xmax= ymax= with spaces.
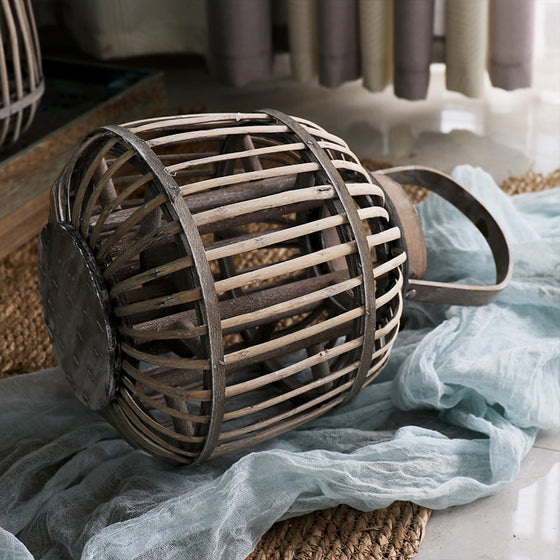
xmin=248 ymin=502 xmax=431 ymax=560
xmin=0 ymin=166 xmax=557 ymax=560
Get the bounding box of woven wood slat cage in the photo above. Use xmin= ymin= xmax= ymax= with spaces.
xmin=0 ymin=0 xmax=43 ymax=147
xmin=38 ymin=111 xmax=512 ymax=464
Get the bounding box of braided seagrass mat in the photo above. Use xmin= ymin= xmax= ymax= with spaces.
xmin=1 ymin=166 xmax=558 ymax=560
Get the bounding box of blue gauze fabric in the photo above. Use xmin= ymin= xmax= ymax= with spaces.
xmin=0 ymin=165 xmax=558 ymax=560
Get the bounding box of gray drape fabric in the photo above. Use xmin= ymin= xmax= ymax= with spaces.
xmin=393 ymin=0 xmax=435 ymax=100
xmin=206 ymin=0 xmax=273 ymax=87
xmin=488 ymin=0 xmax=535 ymax=90
xmin=317 ymin=0 xmax=360 ymax=88
xmin=62 ymin=0 xmax=208 ymax=60
xmin=206 ymin=0 xmax=536 ymax=98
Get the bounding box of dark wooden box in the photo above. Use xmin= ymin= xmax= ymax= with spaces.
xmin=0 ymin=59 xmax=166 ymax=260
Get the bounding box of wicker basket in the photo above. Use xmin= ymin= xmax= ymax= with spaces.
xmin=37 ymin=111 xmax=512 ymax=464
xmin=0 ymin=0 xmax=43 ymax=147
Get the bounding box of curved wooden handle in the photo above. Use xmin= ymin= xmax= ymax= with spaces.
xmin=379 ymin=166 xmax=513 ymax=306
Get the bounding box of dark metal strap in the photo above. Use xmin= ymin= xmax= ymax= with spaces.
xmin=259 ymin=109 xmax=377 ymax=401
xmin=98 ymin=125 xmax=226 ymax=464
xmin=379 ymin=166 xmax=513 ymax=306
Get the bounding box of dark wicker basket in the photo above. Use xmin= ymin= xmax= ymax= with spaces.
xmin=38 ymin=110 xmax=512 ymax=464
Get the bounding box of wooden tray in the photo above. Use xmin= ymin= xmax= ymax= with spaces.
xmin=0 ymin=59 xmax=166 ymax=260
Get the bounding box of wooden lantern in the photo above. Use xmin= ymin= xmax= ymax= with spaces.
xmin=38 ymin=111 xmax=512 ymax=464
xmin=0 ymin=0 xmax=43 ymax=147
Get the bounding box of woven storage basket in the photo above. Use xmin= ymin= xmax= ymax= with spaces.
xmin=38 ymin=110 xmax=512 ymax=464
xmin=0 ymin=0 xmax=43 ymax=147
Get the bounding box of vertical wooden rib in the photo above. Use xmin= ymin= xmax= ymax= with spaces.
xmin=261 ymin=110 xmax=378 ymax=403
xmin=89 ymin=172 xmax=154 ymax=247
xmin=80 ymin=150 xmax=136 ymax=237
xmin=71 ymin=137 xmax=120 ymax=226
xmin=95 ymin=194 xmax=167 ymax=262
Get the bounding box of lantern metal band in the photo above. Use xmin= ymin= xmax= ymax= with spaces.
xmin=261 ymin=109 xmax=377 ymax=402
xmin=97 ymin=123 xmax=227 ymax=463
xmin=38 ymin=110 xmax=512 ymax=464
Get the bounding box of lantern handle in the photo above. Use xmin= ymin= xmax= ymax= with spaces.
xmin=378 ymin=166 xmax=513 ymax=306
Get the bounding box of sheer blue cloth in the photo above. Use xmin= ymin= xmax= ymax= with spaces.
xmin=1 ymin=166 xmax=558 ymax=560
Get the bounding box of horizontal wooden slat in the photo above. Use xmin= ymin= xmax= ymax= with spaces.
xmin=121 ymin=360 xmax=211 ymax=401
xmin=121 ymin=343 xmax=209 ymax=370
xmin=225 ymin=307 xmax=363 ymax=366
xmin=166 ymin=141 xmax=307 ymax=173
xmin=226 ymin=337 xmax=363 ymax=397
xmin=223 ymin=361 xmax=358 ymax=422
xmin=211 ymin=397 xmax=344 ymax=457
xmin=148 ymin=124 xmax=290 ymax=149
xmin=219 ymin=379 xmax=354 ymax=440
xmin=126 ymin=112 xmax=267 ymax=132
xmin=193 ymin=185 xmax=335 ymax=227
xmin=179 ymin=162 xmax=321 ymax=195
xmin=118 ymin=390 xmax=205 ymax=445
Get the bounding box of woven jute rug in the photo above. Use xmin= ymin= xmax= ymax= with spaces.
xmin=1 ymin=166 xmax=558 ymax=559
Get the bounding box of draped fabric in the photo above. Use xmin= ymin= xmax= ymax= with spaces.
xmin=34 ymin=0 xmax=536 ymax=97
xmin=287 ymin=0 xmax=318 ymax=82
xmin=206 ymin=0 xmax=273 ymax=87
xmin=317 ymin=0 xmax=361 ymax=88
xmin=359 ymin=0 xmax=393 ymax=92
xmin=445 ymin=0 xmax=488 ymax=98
xmin=36 ymin=0 xmax=209 ymax=59
xmin=0 ymin=166 xmax=559 ymax=560
xmin=207 ymin=0 xmax=536 ymax=99
xmin=392 ymin=0 xmax=435 ymax=100
xmin=488 ymin=0 xmax=536 ymax=90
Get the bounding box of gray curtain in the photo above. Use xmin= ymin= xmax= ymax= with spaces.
xmin=206 ymin=0 xmax=273 ymax=87
xmin=488 ymin=0 xmax=535 ymax=90
xmin=206 ymin=0 xmax=536 ymax=99
xmin=32 ymin=0 xmax=537 ymax=96
xmin=317 ymin=0 xmax=360 ymax=88
xmin=393 ymin=0 xmax=435 ymax=100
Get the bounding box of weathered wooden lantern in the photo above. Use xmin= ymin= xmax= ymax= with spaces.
xmin=0 ymin=0 xmax=44 ymax=147
xmin=38 ymin=111 xmax=512 ymax=464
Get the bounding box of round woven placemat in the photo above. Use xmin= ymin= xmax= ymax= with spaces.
xmin=1 ymin=166 xmax=557 ymax=559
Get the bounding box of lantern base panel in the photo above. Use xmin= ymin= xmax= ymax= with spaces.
xmin=38 ymin=222 xmax=119 ymax=410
